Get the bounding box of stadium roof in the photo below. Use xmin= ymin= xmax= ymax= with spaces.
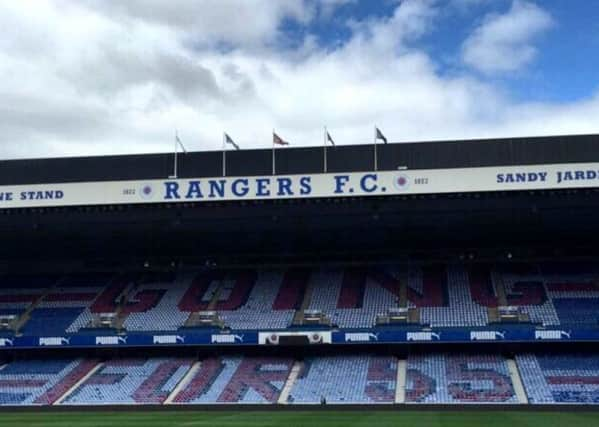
xmin=1 ymin=133 xmax=598 ymax=185
xmin=1 ymin=133 xmax=599 ymax=267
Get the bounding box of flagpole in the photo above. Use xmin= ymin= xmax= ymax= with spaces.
xmin=222 ymin=133 xmax=226 ymax=177
xmin=272 ymin=129 xmax=275 ymax=175
xmin=172 ymin=130 xmax=179 ymax=178
xmin=373 ymin=126 xmax=378 ymax=172
xmin=323 ymin=126 xmax=327 ymax=173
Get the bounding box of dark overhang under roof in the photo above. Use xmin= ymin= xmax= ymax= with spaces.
xmin=0 ymin=187 xmax=598 ymax=265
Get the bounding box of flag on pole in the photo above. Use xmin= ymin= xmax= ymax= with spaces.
xmin=170 ymin=130 xmax=186 ymax=178
xmin=375 ymin=127 xmax=388 ymax=144
xmin=323 ymin=127 xmax=335 ymax=173
xmin=175 ymin=133 xmax=187 ymax=153
xmin=326 ymin=131 xmax=335 ymax=146
xmin=273 ymin=132 xmax=290 ymax=146
xmin=224 ymin=133 xmax=240 ymax=150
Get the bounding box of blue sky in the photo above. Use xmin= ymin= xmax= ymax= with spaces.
xmin=444 ymin=0 xmax=599 ymax=103
xmin=0 ymin=0 xmax=598 ymax=158
xmin=297 ymin=0 xmax=599 ymax=102
xmin=512 ymin=0 xmax=599 ymax=102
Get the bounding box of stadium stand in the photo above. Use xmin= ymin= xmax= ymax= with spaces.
xmin=2 ymin=353 xmax=599 ymax=405
xmin=172 ymin=356 xmax=294 ymax=404
xmin=0 ymin=359 xmax=98 ymax=405
xmin=61 ymin=358 xmax=193 ymax=405
xmin=1 ymin=261 xmax=599 ymax=335
xmin=287 ymin=355 xmax=397 ymax=404
xmin=1 ymin=129 xmax=599 ymax=415
xmin=213 ymin=271 xmax=296 ymax=330
xmin=122 ymin=272 xmax=191 ymax=332
xmin=517 ymin=354 xmax=599 ymax=403
xmin=415 ymin=265 xmax=488 ymax=327
xmin=406 ymin=354 xmax=518 ymax=403
xmin=307 ymin=269 xmax=402 ymax=329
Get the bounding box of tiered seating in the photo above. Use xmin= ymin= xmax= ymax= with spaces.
xmin=0 ymin=269 xmax=304 ymax=333
xmin=304 ymin=262 xmax=599 ymax=329
xmin=21 ymin=308 xmax=87 ymax=336
xmin=516 ymin=354 xmax=599 ymax=403
xmin=216 ymin=271 xmax=296 ymax=330
xmin=305 ymin=265 xmax=490 ymax=329
xmin=4 ymin=354 xmax=599 ymax=406
xmin=540 ymin=264 xmax=599 ymax=326
xmin=303 ymin=261 xmax=599 ymax=329
xmin=482 ymin=263 xmax=599 ymax=326
xmin=178 ymin=270 xmax=297 ymax=330
xmin=123 ymin=273 xmax=191 ymax=332
xmin=414 ymin=265 xmax=488 ymax=327
xmin=449 ymin=262 xmax=599 ymax=327
xmin=63 ymin=274 xmax=127 ymax=333
xmin=0 ymin=359 xmax=97 ymax=405
xmin=0 ymin=261 xmax=598 ymax=333
xmin=406 ymin=354 xmax=517 ymax=403
xmin=288 ymin=355 xmax=397 ymax=403
xmin=61 ymin=358 xmax=193 ymax=405
xmin=0 ymin=276 xmax=48 ymax=314
xmin=272 ymin=269 xmax=309 ymax=310
xmin=308 ymin=269 xmax=401 ymax=328
xmin=0 ymin=275 xmax=59 ymax=334
xmin=0 ymin=309 xmax=24 ymax=329
xmin=22 ymin=273 xmax=118 ymax=334
xmin=173 ymin=356 xmax=293 ymax=404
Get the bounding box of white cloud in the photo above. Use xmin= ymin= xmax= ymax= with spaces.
xmin=0 ymin=0 xmax=596 ymax=161
xmin=318 ymin=0 xmax=356 ymax=19
xmin=462 ymin=0 xmax=554 ymax=74
xmin=347 ymin=0 xmax=438 ymax=55
xmin=79 ymin=0 xmax=312 ymax=48
xmin=451 ymin=0 xmax=493 ymax=9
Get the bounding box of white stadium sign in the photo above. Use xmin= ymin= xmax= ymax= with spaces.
xmin=0 ymin=162 xmax=598 ymax=209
